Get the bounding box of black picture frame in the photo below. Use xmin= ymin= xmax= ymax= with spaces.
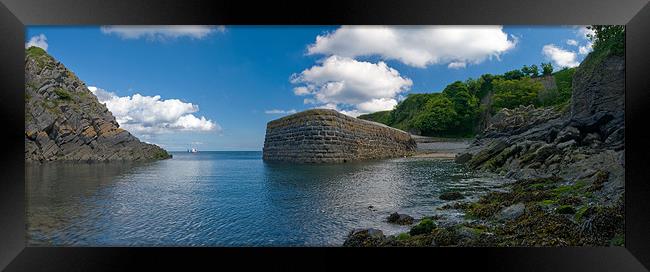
xmin=1 ymin=0 xmax=649 ymax=270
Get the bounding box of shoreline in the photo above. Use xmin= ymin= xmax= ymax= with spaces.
xmin=412 ymin=135 xmax=471 ymax=159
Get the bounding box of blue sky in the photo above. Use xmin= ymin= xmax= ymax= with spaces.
xmin=26 ymin=25 xmax=594 ymax=151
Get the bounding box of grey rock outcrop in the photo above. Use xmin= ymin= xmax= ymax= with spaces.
xmin=570 ymin=55 xmax=625 ymax=136
xmin=498 ymin=203 xmax=525 ymax=221
xmin=456 ymin=53 xmax=625 ymax=206
xmin=25 ymin=47 xmax=171 ymax=162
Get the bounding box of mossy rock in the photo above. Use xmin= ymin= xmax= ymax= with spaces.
xmin=409 ymin=218 xmax=436 ymax=236
xmin=395 ymin=232 xmax=411 ymax=241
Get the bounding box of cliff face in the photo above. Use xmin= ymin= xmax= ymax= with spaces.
xmin=24 ymin=47 xmax=171 ymax=162
xmin=570 ymin=54 xmax=625 ymax=151
xmin=263 ymin=109 xmax=416 ymax=163
xmin=457 ymin=52 xmax=625 ymax=206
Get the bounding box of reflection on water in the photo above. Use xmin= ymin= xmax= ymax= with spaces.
xmin=27 ymin=151 xmax=507 ymax=246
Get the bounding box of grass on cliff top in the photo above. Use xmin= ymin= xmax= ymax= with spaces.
xmin=26 ymin=46 xmax=47 ymax=58
xmin=26 ymin=46 xmax=55 ymax=69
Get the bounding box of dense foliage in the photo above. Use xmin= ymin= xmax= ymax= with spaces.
xmin=358 ymin=25 xmax=624 ymax=137
xmin=587 ymin=25 xmax=625 ymax=56
xmin=577 ymin=25 xmax=625 ymax=80
xmin=359 ymin=64 xmax=576 ymax=137
xmin=491 ymin=78 xmax=543 ymax=110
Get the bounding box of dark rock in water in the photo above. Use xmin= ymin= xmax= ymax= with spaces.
xmin=455 ymin=153 xmax=472 ymax=164
xmin=556 ymin=205 xmax=576 ymax=214
xmin=24 ymin=47 xmax=170 ymax=162
xmin=498 ymin=203 xmax=525 ymax=221
xmin=343 ymin=228 xmax=386 ymax=247
xmin=386 ymin=212 xmax=414 ymax=225
xmin=439 ymin=192 xmax=464 ymax=201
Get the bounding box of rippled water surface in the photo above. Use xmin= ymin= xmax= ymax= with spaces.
xmin=27 ymin=151 xmax=507 ymax=246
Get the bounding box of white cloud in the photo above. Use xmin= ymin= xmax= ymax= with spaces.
xmin=578 ymin=44 xmax=592 ymax=55
xmin=542 ymin=44 xmax=580 ymax=68
xmin=357 ymin=98 xmax=398 ymax=113
xmin=290 ymin=56 xmax=412 ymax=116
xmin=307 ymin=25 xmax=516 ymax=68
xmin=265 ymin=109 xmax=297 ymax=115
xmin=88 ymin=86 xmax=220 ymax=135
xmin=25 ymin=34 xmax=48 ymax=50
xmin=100 ymin=25 xmax=224 ymax=40
xmin=574 ymin=26 xmax=594 ymax=55
xmin=314 ymin=103 xmax=363 ymax=117
xmin=577 ymin=26 xmax=596 ymax=40
xmin=566 ymin=39 xmax=578 ymax=46
xmin=447 ymin=62 xmax=467 ymax=69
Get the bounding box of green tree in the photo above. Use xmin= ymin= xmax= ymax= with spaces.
xmin=477 ymin=74 xmax=496 ymax=98
xmin=521 ymin=64 xmax=539 ymax=77
xmin=503 ymin=69 xmax=525 ymax=80
xmin=442 ymin=81 xmax=480 ymax=134
xmin=465 ymin=77 xmax=483 ymax=97
xmin=587 ymin=25 xmax=625 ymax=56
xmin=389 ymin=93 xmax=436 ymax=130
xmin=541 ymin=62 xmax=554 ymax=76
xmin=492 ymin=78 xmax=544 ymax=110
xmin=411 ymin=94 xmax=458 ymax=135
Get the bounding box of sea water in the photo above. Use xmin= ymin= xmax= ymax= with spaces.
xmin=26 ymin=151 xmax=505 ymax=246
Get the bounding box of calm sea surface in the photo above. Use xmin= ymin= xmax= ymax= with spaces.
xmin=26 ymin=151 xmax=506 ymax=246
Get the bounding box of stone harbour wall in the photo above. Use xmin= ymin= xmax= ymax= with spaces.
xmin=263 ymin=109 xmax=417 ymax=163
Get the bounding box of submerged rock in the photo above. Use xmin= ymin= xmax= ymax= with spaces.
xmin=386 ymin=212 xmax=414 ymax=225
xmin=454 ymin=153 xmax=473 ymax=164
xmin=439 ymin=192 xmax=464 ymax=201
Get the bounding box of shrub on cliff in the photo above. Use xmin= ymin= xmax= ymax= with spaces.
xmin=357 ymin=110 xmax=392 ymax=125
xmin=578 ymin=25 xmax=625 ymax=78
xmin=587 ymin=25 xmax=624 ymax=56
xmin=492 ymin=78 xmax=544 ymax=110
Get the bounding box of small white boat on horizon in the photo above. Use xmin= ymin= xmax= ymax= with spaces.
xmin=189 ymin=148 xmax=198 ymax=153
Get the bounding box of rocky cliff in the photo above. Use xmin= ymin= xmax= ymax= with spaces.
xmin=24 ymin=47 xmax=171 ymax=162
xmin=263 ymin=109 xmax=416 ymax=163
xmin=456 ymin=52 xmax=625 ymax=206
